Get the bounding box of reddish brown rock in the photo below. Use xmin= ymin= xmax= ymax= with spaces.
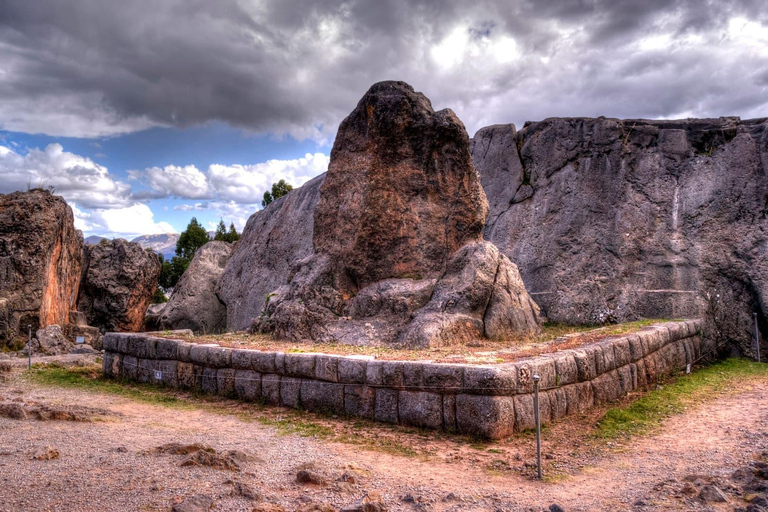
xmin=0 ymin=190 xmax=83 ymax=348
xmin=78 ymin=238 xmax=161 ymax=332
xmin=314 ymin=80 xmax=488 ymax=287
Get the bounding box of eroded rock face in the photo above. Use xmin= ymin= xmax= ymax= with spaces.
xmin=0 ymin=190 xmax=83 ymax=348
xmin=78 ymin=239 xmax=161 ymax=332
xmin=159 ymin=241 xmax=232 ymax=333
xmin=217 ymin=174 xmax=325 ymax=331
xmin=472 ymin=117 xmax=768 ymax=355
xmin=256 ymin=81 xmax=541 ymax=346
xmin=314 ymin=80 xmax=488 ymax=287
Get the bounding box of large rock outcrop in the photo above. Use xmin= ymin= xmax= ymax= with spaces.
xmin=255 ymin=81 xmax=541 ymax=346
xmin=216 ymin=173 xmax=325 ymax=331
xmin=159 ymin=241 xmax=232 ymax=333
xmin=78 ymin=238 xmax=161 ymax=332
xmin=472 ymin=117 xmax=768 ymax=356
xmin=0 ymin=190 xmax=83 ymax=348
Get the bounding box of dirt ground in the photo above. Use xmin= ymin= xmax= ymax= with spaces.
xmin=0 ymin=359 xmax=766 ymax=512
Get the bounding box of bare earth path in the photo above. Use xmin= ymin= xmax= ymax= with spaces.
xmin=1 ymin=367 xmax=766 ymax=511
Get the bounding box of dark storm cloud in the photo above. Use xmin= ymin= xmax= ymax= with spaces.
xmin=0 ymin=0 xmax=765 ymax=139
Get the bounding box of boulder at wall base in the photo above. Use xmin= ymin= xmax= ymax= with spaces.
xmin=0 ymin=190 xmax=84 ymax=348
xmin=143 ymin=303 xmax=166 ymax=331
xmin=35 ymin=325 xmax=72 ymax=355
xmin=254 ymin=81 xmax=541 ymax=347
xmin=78 ymin=238 xmax=161 ymax=333
xmin=159 ymin=241 xmax=231 ymax=333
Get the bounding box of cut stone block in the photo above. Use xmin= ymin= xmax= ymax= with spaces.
xmin=463 ymin=365 xmax=516 ymax=395
xmin=301 ymin=380 xmax=344 ymax=413
xmin=234 ymin=370 xmax=261 ymax=401
xmin=252 ymin=351 xmax=277 ymax=374
xmin=423 ymin=364 xmax=464 ymax=392
xmin=591 ymin=370 xmax=621 ymax=403
xmin=230 ymin=349 xmax=254 ymax=370
xmin=344 ymin=385 xmax=375 ymax=419
xmin=457 ymin=394 xmax=516 ymax=439
xmin=177 ymin=362 xmax=195 ymax=389
xmin=202 ymin=367 xmax=218 ymax=394
xmin=158 ymin=360 xmax=178 ymax=388
xmin=208 ymin=346 xmax=232 ymax=368
xmin=284 ymin=354 xmax=316 ymax=379
xmin=280 ymin=376 xmax=302 ymax=408
xmin=374 ymin=388 xmax=399 ymax=424
xmin=156 ymin=338 xmax=179 ymax=360
xmin=572 ymin=349 xmax=596 ymax=382
xmin=315 ymin=355 xmax=340 ymax=382
xmin=443 ymin=394 xmax=457 ymax=432
xmin=613 ymin=337 xmax=631 ymax=367
xmin=261 ymin=374 xmax=281 ymax=404
xmin=553 ymin=353 xmax=578 ymax=386
xmin=337 ymin=356 xmax=370 ymax=384
xmin=398 ymin=391 xmax=442 ymax=429
xmin=217 ymin=368 xmax=236 ymax=397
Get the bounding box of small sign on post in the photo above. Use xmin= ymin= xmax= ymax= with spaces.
xmin=75 ymin=336 xmax=85 ymax=345
xmin=533 ymin=373 xmax=542 ymax=480
xmin=153 ymin=370 xmax=162 ymax=381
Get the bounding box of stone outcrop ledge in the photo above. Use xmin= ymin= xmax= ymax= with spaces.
xmin=103 ymin=320 xmax=706 ymax=439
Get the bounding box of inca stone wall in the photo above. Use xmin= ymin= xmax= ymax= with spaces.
xmin=104 ymin=319 xmax=705 ymax=439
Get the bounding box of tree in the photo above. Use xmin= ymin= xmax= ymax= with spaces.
xmin=157 ymin=217 xmax=210 ymax=293
xmin=175 ymin=217 xmax=209 ymax=260
xmin=227 ymin=222 xmax=240 ymax=242
xmin=213 ymin=219 xmax=227 ymax=241
xmin=261 ymin=179 xmax=293 ymax=207
xmin=213 ymin=219 xmax=240 ymax=243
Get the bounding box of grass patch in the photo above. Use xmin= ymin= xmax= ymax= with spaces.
xmin=27 ymin=364 xmax=193 ymax=409
xmin=596 ymin=358 xmax=768 ymax=439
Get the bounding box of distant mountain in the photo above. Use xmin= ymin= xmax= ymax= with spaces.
xmin=84 ymin=235 xmax=107 ymax=244
xmin=131 ymin=233 xmax=179 ymax=260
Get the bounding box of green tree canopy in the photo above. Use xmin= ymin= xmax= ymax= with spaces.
xmin=213 ymin=219 xmax=240 ymax=243
xmin=262 ymin=179 xmax=293 ymax=207
xmin=175 ymin=217 xmax=209 ymax=260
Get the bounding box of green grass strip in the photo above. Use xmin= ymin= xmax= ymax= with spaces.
xmin=596 ymin=358 xmax=768 ymax=439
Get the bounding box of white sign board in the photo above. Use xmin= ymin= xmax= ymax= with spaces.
xmin=76 ymin=336 xmax=85 ymax=344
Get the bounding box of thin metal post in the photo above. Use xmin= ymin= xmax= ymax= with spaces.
xmin=27 ymin=324 xmax=32 ymax=370
xmin=533 ymin=374 xmax=542 ymax=480
xmin=755 ymin=312 xmax=761 ymax=363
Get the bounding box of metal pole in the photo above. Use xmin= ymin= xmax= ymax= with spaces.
xmin=533 ymin=374 xmax=542 ymax=480
xmin=755 ymin=313 xmax=761 ymax=363
xmin=27 ymin=324 xmax=32 ymax=370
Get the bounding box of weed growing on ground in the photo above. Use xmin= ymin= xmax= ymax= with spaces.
xmin=596 ymin=358 xmax=768 ymax=439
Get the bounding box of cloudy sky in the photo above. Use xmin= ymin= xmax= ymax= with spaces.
xmin=1 ymin=0 xmax=766 ymax=238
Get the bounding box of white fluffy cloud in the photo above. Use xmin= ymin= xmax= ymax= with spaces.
xmin=207 ymin=153 xmax=329 ymax=204
xmin=138 ymin=164 xmax=212 ymax=199
xmin=73 ymin=202 xmax=175 ymax=239
xmin=0 ymin=143 xmax=132 ymax=208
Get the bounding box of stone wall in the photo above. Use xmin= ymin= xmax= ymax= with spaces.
xmin=103 ymin=320 xmax=706 ymax=439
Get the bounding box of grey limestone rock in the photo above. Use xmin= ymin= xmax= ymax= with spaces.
xmin=160 ymin=241 xmax=232 ymax=333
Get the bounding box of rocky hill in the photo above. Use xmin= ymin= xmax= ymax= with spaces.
xmin=130 ymin=233 xmax=179 ymax=260
xmin=471 ymin=117 xmax=768 ymax=356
